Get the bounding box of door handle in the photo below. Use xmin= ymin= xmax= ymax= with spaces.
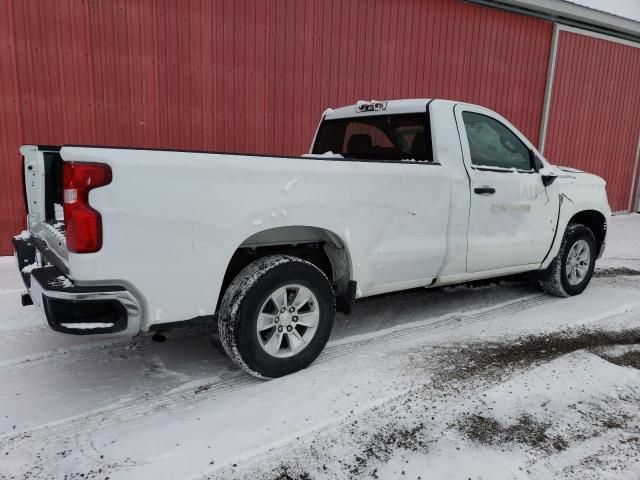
xmin=474 ymin=186 xmax=496 ymax=195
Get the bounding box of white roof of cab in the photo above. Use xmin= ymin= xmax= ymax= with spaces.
xmin=323 ymin=99 xmax=433 ymax=120
xmin=323 ymin=98 xmax=479 ymax=120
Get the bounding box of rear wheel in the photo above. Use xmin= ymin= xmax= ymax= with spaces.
xmin=218 ymin=255 xmax=335 ymax=378
xmin=539 ymin=223 xmax=596 ymax=297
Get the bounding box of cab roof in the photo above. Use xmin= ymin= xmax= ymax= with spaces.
xmin=323 ymin=98 xmax=466 ymax=120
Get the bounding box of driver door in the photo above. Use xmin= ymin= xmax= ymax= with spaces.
xmin=454 ymin=105 xmax=559 ymax=273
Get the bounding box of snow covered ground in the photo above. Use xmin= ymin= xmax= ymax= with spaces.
xmin=1 ymin=214 xmax=639 ymax=480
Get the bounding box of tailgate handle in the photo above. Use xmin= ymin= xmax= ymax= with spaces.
xmin=474 ymin=186 xmax=496 ymax=195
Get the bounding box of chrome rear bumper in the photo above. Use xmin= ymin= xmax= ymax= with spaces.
xmin=13 ymin=235 xmax=141 ymax=335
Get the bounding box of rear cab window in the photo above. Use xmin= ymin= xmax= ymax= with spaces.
xmin=312 ymin=113 xmax=433 ymax=162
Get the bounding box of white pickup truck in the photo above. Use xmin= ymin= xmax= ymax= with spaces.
xmin=13 ymin=99 xmax=610 ymax=378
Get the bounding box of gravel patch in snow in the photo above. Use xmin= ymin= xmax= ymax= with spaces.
xmin=596 ymin=345 xmax=640 ymax=370
xmin=212 ymin=327 xmax=640 ymax=480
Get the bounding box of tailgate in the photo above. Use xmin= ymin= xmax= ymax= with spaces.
xmin=20 ymin=145 xmax=69 ymax=268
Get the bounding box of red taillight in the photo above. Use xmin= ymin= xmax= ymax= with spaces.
xmin=63 ymin=162 xmax=112 ymax=253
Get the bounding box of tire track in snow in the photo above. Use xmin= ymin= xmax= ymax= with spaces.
xmin=0 ymin=271 xmax=625 ymax=379
xmin=0 ymin=294 xmax=556 ymax=452
xmin=0 ymin=323 xmax=215 ymax=379
xmin=0 ymin=374 xmax=259 ymax=452
xmin=0 ymin=293 xmax=543 ymax=379
xmin=319 ymin=294 xmax=556 ymax=363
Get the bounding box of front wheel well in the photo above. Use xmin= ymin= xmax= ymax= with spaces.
xmin=568 ymin=210 xmax=607 ymax=253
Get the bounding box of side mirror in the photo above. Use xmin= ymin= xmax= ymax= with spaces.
xmin=541 ymin=173 xmax=558 ymax=187
xmin=533 ymin=153 xmax=557 ymax=187
xmin=539 ymin=167 xmax=558 ymax=187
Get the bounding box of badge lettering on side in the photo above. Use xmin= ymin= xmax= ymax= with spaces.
xmin=491 ymin=204 xmax=531 ymax=213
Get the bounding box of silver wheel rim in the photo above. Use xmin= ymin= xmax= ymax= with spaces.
xmin=566 ymin=239 xmax=590 ymax=286
xmin=256 ymin=284 xmax=320 ymax=358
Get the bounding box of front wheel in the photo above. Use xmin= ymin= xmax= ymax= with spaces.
xmin=538 ymin=223 xmax=596 ymax=297
xmin=218 ymin=255 xmax=335 ymax=378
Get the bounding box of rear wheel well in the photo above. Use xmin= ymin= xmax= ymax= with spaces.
xmin=568 ymin=210 xmax=607 ymax=253
xmin=219 ymin=227 xmax=352 ymax=311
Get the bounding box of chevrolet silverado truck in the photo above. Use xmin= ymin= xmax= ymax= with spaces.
xmin=13 ymin=99 xmax=610 ymax=378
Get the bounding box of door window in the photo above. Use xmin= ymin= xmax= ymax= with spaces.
xmin=462 ymin=112 xmax=531 ymax=170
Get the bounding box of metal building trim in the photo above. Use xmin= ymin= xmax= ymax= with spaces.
xmin=467 ymin=0 xmax=640 ymax=43
xmin=631 ymin=131 xmax=640 ymax=212
xmin=538 ymin=23 xmax=560 ymax=154
xmin=557 ymin=24 xmax=640 ymax=49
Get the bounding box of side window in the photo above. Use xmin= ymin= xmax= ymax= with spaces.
xmin=462 ymin=112 xmax=531 ymax=170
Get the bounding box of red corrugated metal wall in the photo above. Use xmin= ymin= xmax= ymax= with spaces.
xmin=0 ymin=0 xmax=24 ymax=256
xmin=0 ymin=0 xmax=554 ymax=254
xmin=545 ymin=31 xmax=640 ymax=212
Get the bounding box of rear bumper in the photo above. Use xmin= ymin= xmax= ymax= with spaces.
xmin=13 ymin=235 xmax=141 ymax=335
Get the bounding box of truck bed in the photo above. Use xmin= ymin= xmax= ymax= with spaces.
xmin=20 ymin=144 xmax=452 ymax=330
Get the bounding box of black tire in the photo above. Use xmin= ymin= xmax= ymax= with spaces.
xmin=538 ymin=223 xmax=597 ymax=297
xmin=218 ymin=255 xmax=335 ymax=378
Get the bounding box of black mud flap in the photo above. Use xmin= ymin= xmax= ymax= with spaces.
xmin=12 ymin=236 xmax=37 ymax=288
xmin=337 ymin=280 xmax=357 ymax=314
